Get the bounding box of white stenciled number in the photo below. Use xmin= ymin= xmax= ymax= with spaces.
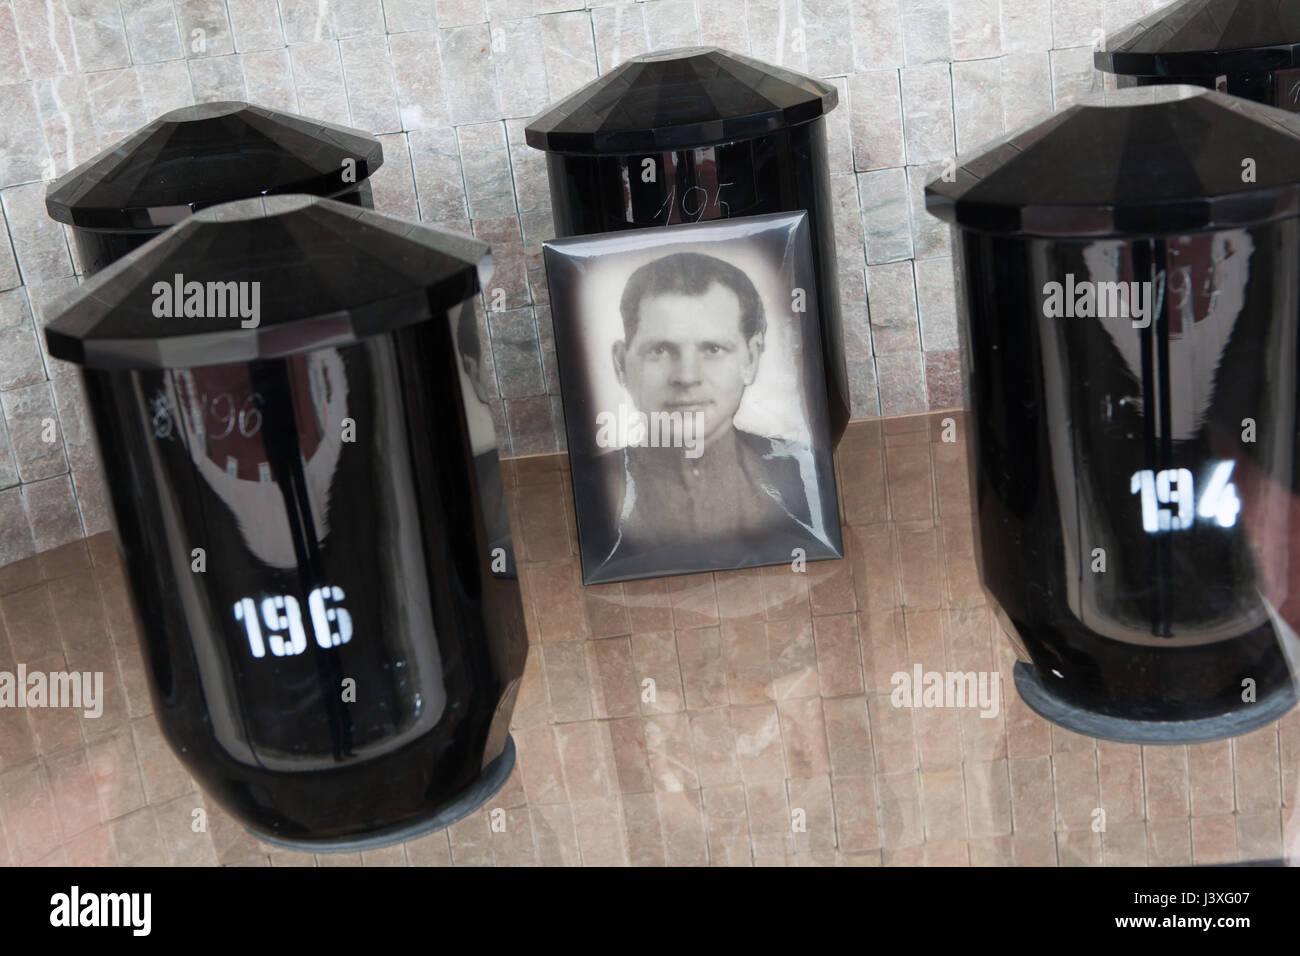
xmin=1156 ymin=468 xmax=1194 ymax=531
xmin=261 ymin=595 xmax=307 ymax=657
xmin=1130 ymin=463 xmax=1240 ymax=533
xmin=308 ymin=585 xmax=353 ymax=648
xmin=236 ymin=587 xmax=353 ymax=658
xmin=234 ymin=597 xmax=265 ymax=658
xmin=1196 ymin=460 xmax=1241 ymax=528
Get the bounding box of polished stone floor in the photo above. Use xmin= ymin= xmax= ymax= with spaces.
xmin=0 ymin=411 xmax=1295 ymax=866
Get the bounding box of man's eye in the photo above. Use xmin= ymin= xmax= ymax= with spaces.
xmin=703 ymin=344 xmax=724 ymax=355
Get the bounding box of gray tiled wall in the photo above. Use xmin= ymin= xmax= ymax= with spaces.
xmin=0 ymin=0 xmax=1173 ymax=564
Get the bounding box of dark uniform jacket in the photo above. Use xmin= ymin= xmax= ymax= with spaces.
xmin=581 ymin=426 xmax=836 ymax=581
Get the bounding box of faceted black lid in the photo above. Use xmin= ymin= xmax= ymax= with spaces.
xmin=925 ymin=85 xmax=1300 ymax=238
xmin=1096 ymin=0 xmax=1300 ymax=78
xmin=46 ymin=195 xmax=490 ymax=369
xmin=45 ymin=102 xmax=384 ymax=231
xmin=524 ymin=47 xmax=838 ymax=155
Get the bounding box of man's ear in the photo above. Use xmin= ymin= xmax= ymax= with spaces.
xmin=612 ymin=340 xmax=628 ymax=387
xmin=742 ymin=332 xmax=764 ymax=385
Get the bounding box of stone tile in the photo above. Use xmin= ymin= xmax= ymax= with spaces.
xmin=866 ymin=261 xmax=920 ymax=355
xmin=383 ymin=0 xmax=440 ymax=33
xmin=951 ymin=0 xmax=1000 ymax=60
xmin=1001 ymin=53 xmax=1053 ymax=131
xmin=746 ymin=0 xmax=805 ymax=73
xmin=187 ymin=55 xmax=246 ymax=102
xmin=698 ymin=1 xmax=747 ymax=51
xmin=174 ymin=0 xmax=235 ymax=57
xmin=2 ymin=183 xmax=72 ymax=283
xmin=0 ymin=486 xmax=34 ymax=565
xmin=0 ymin=3 xmax=26 ymax=84
xmin=1146 ymin=817 xmax=1191 ymax=866
xmin=914 ymin=257 xmax=957 ymax=352
xmin=907 ymin=162 xmax=953 ymax=260
xmin=441 ymin=23 xmax=501 ymax=124
xmin=952 ymin=57 xmax=1003 ymax=156
xmin=848 ymin=70 xmax=904 ymax=172
xmin=279 ymin=0 xmax=384 ymax=41
xmin=876 ymin=769 xmax=923 ymax=847
xmin=505 ymin=396 xmax=558 ymax=455
xmin=0 ymin=289 xmax=43 ymax=391
xmin=0 ymin=81 xmax=51 ymax=187
xmin=702 ymin=783 xmax=751 ymax=865
xmin=3 ymin=382 xmax=66 ymax=482
xmin=539 ymin=11 xmax=598 ymax=100
xmin=226 ymin=0 xmax=285 ymax=51
xmin=438 ymin=0 xmax=486 ymax=27
xmin=1002 ymin=0 xmax=1053 ymax=53
xmin=407 ymin=126 xmax=467 ymax=222
xmin=22 ymin=475 xmax=81 ymax=552
xmin=1190 ymin=814 xmax=1236 ymax=865
xmin=240 ymin=49 xmax=298 ymax=115
xmin=643 ymin=0 xmax=698 ymax=52
xmin=925 ymin=350 xmax=961 ymax=409
xmin=136 ymin=60 xmax=195 ymax=117
xmin=850 ymin=0 xmax=903 ymax=71
xmin=340 ymin=35 xmax=401 ymax=134
xmin=1187 ymin=739 xmax=1234 ymax=817
xmin=591 ymin=0 xmax=647 ymax=71
xmin=86 ymin=67 xmax=146 ymax=148
xmin=369 ymin=132 xmax=419 ymax=219
xmin=900 ymin=0 xmax=951 ymax=65
xmin=1051 ymin=45 xmax=1102 ymax=110
xmin=1054 ymin=0 xmax=1105 ymax=49
xmin=0 ymin=203 xmax=18 ymax=291
xmin=858 ymin=168 xmax=913 ymax=266
xmin=389 ymin=30 xmax=451 ymax=129
xmin=900 ymin=65 xmax=954 ymax=166
xmin=458 ymin=121 xmax=515 ymax=220
xmin=288 ymin=42 xmax=350 ymax=126
xmin=1142 ymin=745 xmax=1189 ymax=820
xmin=492 ymin=17 xmax=551 ymax=118
xmin=12 ymin=0 xmax=77 ymax=79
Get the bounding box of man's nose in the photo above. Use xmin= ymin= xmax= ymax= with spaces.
xmin=669 ymin=351 xmax=701 ymax=386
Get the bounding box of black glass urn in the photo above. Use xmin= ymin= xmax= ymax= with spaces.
xmin=525 ymin=47 xmax=850 ymax=443
xmin=45 ymin=196 xmax=527 ymax=849
xmin=1096 ymin=0 xmax=1300 ymax=110
xmin=45 ymin=101 xmax=384 ymax=275
xmin=925 ymin=86 xmax=1300 ymax=744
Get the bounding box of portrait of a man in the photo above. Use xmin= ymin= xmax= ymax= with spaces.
xmin=544 ymin=212 xmax=842 ymax=584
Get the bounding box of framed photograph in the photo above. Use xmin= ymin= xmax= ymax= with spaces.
xmin=543 ymin=211 xmax=843 ymax=585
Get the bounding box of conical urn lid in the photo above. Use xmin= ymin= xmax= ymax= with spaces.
xmin=45 ymin=101 xmax=384 ymax=231
xmin=1096 ymin=0 xmax=1300 ymax=78
xmin=524 ymin=46 xmax=838 ymax=155
xmin=45 ymin=195 xmax=490 ymax=369
xmin=925 ymin=85 xmax=1300 ymax=237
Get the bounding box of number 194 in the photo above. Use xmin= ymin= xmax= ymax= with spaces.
xmin=1129 ymin=461 xmax=1240 ymax=533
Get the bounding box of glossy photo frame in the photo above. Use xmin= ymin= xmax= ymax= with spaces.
xmin=543 ymin=211 xmax=843 ymax=585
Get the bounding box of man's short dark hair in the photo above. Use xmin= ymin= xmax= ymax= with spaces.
xmin=619 ymin=252 xmax=765 ymax=343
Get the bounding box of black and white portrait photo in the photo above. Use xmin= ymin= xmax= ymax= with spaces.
xmin=543 ymin=212 xmax=843 ymax=585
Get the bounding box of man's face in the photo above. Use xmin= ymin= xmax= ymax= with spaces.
xmin=613 ymin=282 xmax=762 ymax=448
